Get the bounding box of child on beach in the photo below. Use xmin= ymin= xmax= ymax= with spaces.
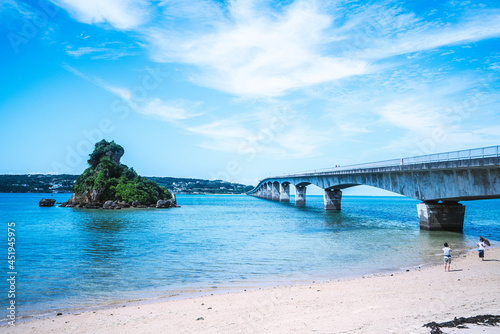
xmin=478 ymin=237 xmax=487 ymax=261
xmin=443 ymin=243 xmax=451 ymax=272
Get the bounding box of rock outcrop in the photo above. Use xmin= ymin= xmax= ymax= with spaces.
xmin=60 ymin=140 xmax=177 ymax=209
xmin=39 ymin=198 xmax=56 ymax=207
xmin=106 ymin=147 xmax=124 ymax=165
xmin=156 ymin=194 xmax=179 ymax=208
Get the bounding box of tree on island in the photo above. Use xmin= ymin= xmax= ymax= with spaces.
xmin=61 ymin=140 xmax=177 ymax=209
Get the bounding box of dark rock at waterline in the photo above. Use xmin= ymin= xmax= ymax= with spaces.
xmin=118 ymin=201 xmax=130 ymax=208
xmin=156 ymin=199 xmax=172 ymax=208
xmin=428 ymin=326 xmax=443 ymax=334
xmin=83 ymin=203 xmax=102 ymax=209
xmin=60 ymin=195 xmax=179 ymax=209
xmin=424 ymin=315 xmax=500 ymax=333
xmin=39 ymin=198 xmax=56 ymax=207
xmin=157 ymin=194 xmax=180 ymax=208
xmin=103 ymin=200 xmax=119 ymax=209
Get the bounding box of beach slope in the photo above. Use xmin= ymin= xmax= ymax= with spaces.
xmin=5 ymin=248 xmax=500 ymax=334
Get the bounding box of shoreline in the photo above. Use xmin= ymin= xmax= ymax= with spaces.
xmin=5 ymin=246 xmax=499 ymax=333
xmin=5 ymin=245 xmax=461 ymax=325
xmin=5 ymin=262 xmax=425 ymax=325
xmin=9 ymin=243 xmax=475 ymax=324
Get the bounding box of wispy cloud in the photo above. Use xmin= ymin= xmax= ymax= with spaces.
xmin=377 ymin=98 xmax=444 ymax=132
xmin=357 ymin=10 xmax=500 ymax=60
xmin=52 ymin=0 xmax=500 ymax=158
xmin=52 ymin=0 xmax=150 ymax=29
xmin=52 ymin=1 xmax=500 ymax=99
xmin=0 ymin=0 xmax=33 ymax=17
xmin=146 ymin=0 xmax=367 ymax=97
xmin=62 ymin=63 xmax=201 ymax=122
xmin=371 ymin=75 xmax=500 ymax=155
xmin=441 ymin=50 xmax=455 ymax=56
xmin=65 ymin=45 xmax=138 ymax=59
xmin=188 ymin=107 xmax=328 ymax=159
xmin=157 ymin=0 xmax=225 ymax=22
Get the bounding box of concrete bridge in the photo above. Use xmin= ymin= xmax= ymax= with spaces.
xmin=248 ymin=146 xmax=500 ymax=232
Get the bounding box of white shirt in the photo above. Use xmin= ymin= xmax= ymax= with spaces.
xmin=478 ymin=242 xmax=486 ymax=251
xmin=443 ymin=247 xmax=451 ymax=256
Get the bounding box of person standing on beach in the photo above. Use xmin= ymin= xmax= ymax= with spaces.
xmin=478 ymin=237 xmax=487 ymax=261
xmin=443 ymin=243 xmax=452 ymax=272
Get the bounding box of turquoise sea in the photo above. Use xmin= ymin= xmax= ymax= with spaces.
xmin=1 ymin=193 xmax=499 ymax=323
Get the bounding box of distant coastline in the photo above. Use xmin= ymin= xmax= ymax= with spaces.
xmin=0 ymin=174 xmax=253 ymax=195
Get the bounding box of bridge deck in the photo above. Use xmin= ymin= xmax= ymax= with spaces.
xmin=248 ymin=145 xmax=500 ymax=232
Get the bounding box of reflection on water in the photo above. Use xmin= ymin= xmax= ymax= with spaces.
xmin=0 ymin=193 xmax=499 ymax=322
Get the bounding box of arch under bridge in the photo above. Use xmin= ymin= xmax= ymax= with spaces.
xmin=247 ymin=145 xmax=500 ymax=232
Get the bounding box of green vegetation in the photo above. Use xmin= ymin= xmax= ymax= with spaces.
xmin=73 ymin=140 xmax=171 ymax=204
xmin=149 ymin=177 xmax=253 ymax=194
xmin=0 ymin=174 xmax=78 ymax=193
xmin=0 ymin=141 xmax=254 ymax=196
xmin=87 ymin=140 xmax=124 ymax=168
xmin=0 ymin=175 xmax=254 ymax=194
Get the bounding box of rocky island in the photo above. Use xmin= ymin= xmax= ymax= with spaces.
xmin=60 ymin=140 xmax=177 ymax=209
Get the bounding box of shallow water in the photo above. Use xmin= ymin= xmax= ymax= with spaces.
xmin=0 ymin=193 xmax=498 ymax=322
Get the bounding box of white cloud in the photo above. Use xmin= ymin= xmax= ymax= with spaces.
xmin=378 ymin=99 xmax=443 ymax=132
xmin=55 ymin=0 xmax=500 ymax=101
xmin=440 ymin=50 xmax=455 ymax=56
xmin=158 ymin=0 xmax=225 ymax=22
xmin=65 ymin=46 xmax=138 ymax=59
xmin=473 ymin=125 xmax=500 ymax=139
xmin=371 ymin=79 xmax=500 ymax=156
xmin=188 ymin=120 xmax=255 ymax=152
xmin=188 ymin=108 xmax=328 ymax=158
xmin=52 ymin=0 xmax=149 ymax=29
xmin=104 ymin=85 xmax=201 ymax=121
xmin=62 ymin=64 xmax=199 ymax=121
xmin=137 ymin=98 xmax=198 ymax=121
xmin=56 ymin=1 xmax=500 ymax=162
xmin=0 ymin=0 xmax=31 ymax=16
xmin=359 ymin=11 xmax=500 ymax=59
xmin=147 ymin=0 xmax=367 ymax=97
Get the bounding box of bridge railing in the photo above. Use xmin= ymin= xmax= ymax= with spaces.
xmin=279 ymin=145 xmax=500 ymax=178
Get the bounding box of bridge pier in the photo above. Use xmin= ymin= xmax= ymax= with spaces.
xmin=280 ymin=183 xmax=290 ymax=202
xmin=324 ymin=189 xmax=342 ymax=211
xmin=295 ymin=185 xmax=307 ymax=206
xmin=272 ymin=182 xmax=280 ymax=201
xmin=267 ymin=184 xmax=273 ymax=200
xmin=417 ymin=201 xmax=465 ymax=232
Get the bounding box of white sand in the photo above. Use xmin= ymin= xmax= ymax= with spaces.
xmin=4 ymin=247 xmax=500 ymax=334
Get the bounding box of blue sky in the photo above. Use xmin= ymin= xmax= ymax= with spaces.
xmin=1 ymin=0 xmax=500 ymax=189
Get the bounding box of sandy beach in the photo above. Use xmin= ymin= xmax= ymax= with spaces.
xmin=4 ymin=247 xmax=500 ymax=334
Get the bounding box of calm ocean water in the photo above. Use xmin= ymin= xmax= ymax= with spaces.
xmin=1 ymin=193 xmax=499 ymax=322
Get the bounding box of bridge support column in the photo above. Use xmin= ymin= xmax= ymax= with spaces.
xmin=271 ymin=182 xmax=280 ymax=201
xmin=417 ymin=202 xmax=465 ymax=232
xmin=280 ymin=184 xmax=290 ymax=202
xmin=265 ymin=184 xmax=272 ymax=200
xmin=295 ymin=186 xmax=307 ymax=206
xmin=324 ymin=189 xmax=342 ymax=211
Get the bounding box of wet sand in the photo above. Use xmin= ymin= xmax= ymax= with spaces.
xmin=4 ymin=247 xmax=499 ymax=334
